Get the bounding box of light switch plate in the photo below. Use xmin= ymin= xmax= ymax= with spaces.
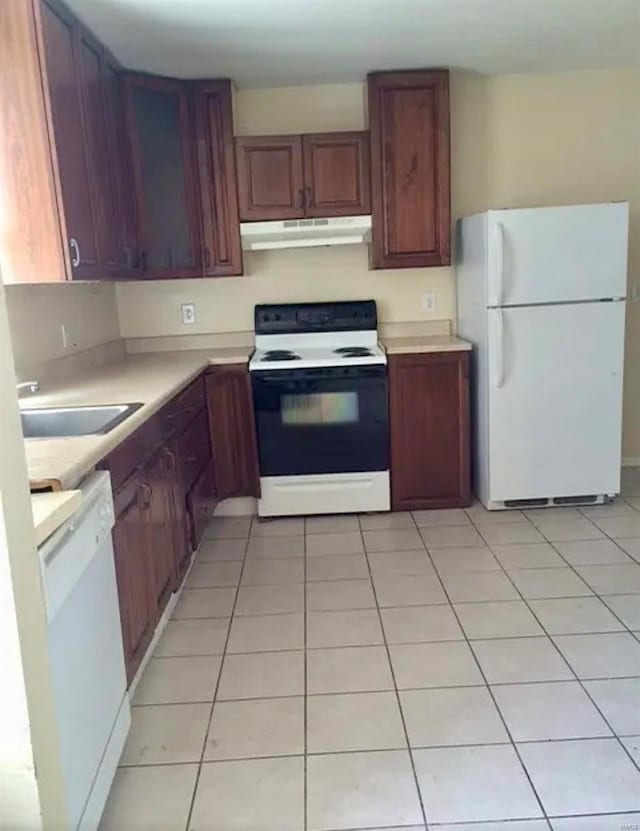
xmin=181 ymin=303 xmax=196 ymax=325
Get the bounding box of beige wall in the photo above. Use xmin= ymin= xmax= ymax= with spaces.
xmin=116 ymin=71 xmax=490 ymax=338
xmin=5 ymin=282 xmax=120 ymax=381
xmin=485 ymin=67 xmax=640 ymax=457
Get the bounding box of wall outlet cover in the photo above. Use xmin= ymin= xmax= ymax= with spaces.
xmin=181 ymin=303 xmax=196 ymax=325
xmin=422 ymin=292 xmax=437 ymax=313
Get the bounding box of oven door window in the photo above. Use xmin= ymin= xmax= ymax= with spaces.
xmin=281 ymin=392 xmax=359 ymax=426
xmin=252 ymin=368 xmax=389 ymax=476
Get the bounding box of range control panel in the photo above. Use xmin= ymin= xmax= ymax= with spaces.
xmin=255 ymin=300 xmax=377 ymax=335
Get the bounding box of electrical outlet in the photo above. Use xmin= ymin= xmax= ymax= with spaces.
xmin=181 ymin=303 xmax=196 ymax=325
xmin=632 ymin=284 xmax=640 ymax=304
xmin=60 ymin=323 xmax=78 ymax=349
xmin=422 ymin=292 xmax=437 ymax=313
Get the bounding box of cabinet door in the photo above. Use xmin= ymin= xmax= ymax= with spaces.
xmin=103 ymin=53 xmax=140 ymax=276
xmin=143 ymin=448 xmax=176 ymax=613
xmin=389 ymin=352 xmax=470 ymax=510
xmin=368 ymin=70 xmax=450 ymax=269
xmin=187 ymin=458 xmax=217 ymax=551
xmin=302 ymin=132 xmax=370 ymax=217
xmin=76 ymin=26 xmax=121 ymax=277
xmin=124 ymin=74 xmax=202 ymax=277
xmin=112 ymin=473 xmax=154 ymax=683
xmin=206 ymin=366 xmax=260 ymax=500
xmin=39 ymin=0 xmax=101 ymax=279
xmin=235 ymin=135 xmax=304 ymax=221
xmin=163 ymin=443 xmax=191 ymax=587
xmin=195 ymin=80 xmax=243 ymax=276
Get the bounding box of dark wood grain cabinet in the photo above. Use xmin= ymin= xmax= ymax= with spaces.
xmin=39 ymin=0 xmax=101 ymax=279
xmin=389 ymin=351 xmax=471 ymax=510
xmin=124 ymin=74 xmax=202 ymax=278
xmin=302 ymin=132 xmax=370 ymax=217
xmin=368 ymin=70 xmax=451 ymax=269
xmin=206 ymin=366 xmax=260 ymax=501
xmin=236 ymin=131 xmax=370 ymax=221
xmin=111 ymin=472 xmax=155 ymax=683
xmin=102 ymin=372 xmax=216 ymax=683
xmin=195 ymin=80 xmax=243 ymax=276
xmin=235 ymin=135 xmax=304 ymax=221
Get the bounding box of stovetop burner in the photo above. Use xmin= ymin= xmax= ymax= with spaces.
xmin=334 ymin=346 xmax=375 ymax=357
xmin=262 ymin=350 xmax=301 ymax=362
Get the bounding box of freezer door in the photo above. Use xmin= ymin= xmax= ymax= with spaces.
xmin=487 ymin=203 xmax=628 ymax=306
xmin=487 ymin=301 xmax=625 ymax=503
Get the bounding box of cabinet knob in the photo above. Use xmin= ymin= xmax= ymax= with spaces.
xmin=69 ymin=238 xmax=81 ymax=268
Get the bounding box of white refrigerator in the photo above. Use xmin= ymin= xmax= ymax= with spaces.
xmin=457 ymin=202 xmax=628 ymax=509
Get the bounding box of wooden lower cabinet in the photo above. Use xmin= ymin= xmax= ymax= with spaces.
xmin=163 ymin=442 xmax=191 ymax=586
xmin=206 ymin=365 xmax=260 ymax=501
xmin=105 ymin=372 xmax=216 ymax=684
xmin=389 ymin=351 xmax=471 ymax=511
xmin=111 ymin=472 xmax=155 ymax=683
xmin=187 ymin=459 xmax=217 ymax=550
xmin=144 ymin=447 xmax=177 ymax=611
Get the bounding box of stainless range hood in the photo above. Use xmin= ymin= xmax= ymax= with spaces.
xmin=240 ymin=215 xmax=372 ymax=251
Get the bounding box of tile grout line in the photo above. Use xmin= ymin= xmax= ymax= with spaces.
xmin=499 ymin=510 xmax=640 ymax=777
xmin=415 ymin=512 xmax=551 ymax=826
xmin=357 ymin=513 xmax=430 ymax=829
xmin=182 ymin=521 xmax=252 ymax=831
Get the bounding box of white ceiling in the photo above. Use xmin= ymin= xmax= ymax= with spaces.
xmin=66 ymin=0 xmax=640 ymax=88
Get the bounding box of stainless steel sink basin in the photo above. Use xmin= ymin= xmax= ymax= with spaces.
xmin=21 ymin=403 xmax=144 ymax=439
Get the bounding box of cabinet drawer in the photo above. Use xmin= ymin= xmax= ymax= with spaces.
xmin=177 ymin=410 xmax=210 ymax=492
xmin=157 ymin=399 xmax=178 ymax=440
xmin=176 ymin=376 xmax=205 ymax=431
xmin=101 ymin=414 xmax=163 ymax=491
xmin=187 ymin=458 xmax=216 ymax=550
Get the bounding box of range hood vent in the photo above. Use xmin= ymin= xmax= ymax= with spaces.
xmin=240 ymin=215 xmax=372 ymax=251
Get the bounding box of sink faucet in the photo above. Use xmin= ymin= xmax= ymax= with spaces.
xmin=17 ymin=381 xmax=40 ymax=395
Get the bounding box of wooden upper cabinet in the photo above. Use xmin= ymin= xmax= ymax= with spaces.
xmin=303 ymin=132 xmax=370 ymax=217
xmin=103 ymin=53 xmax=140 ymax=276
xmin=76 ymin=26 xmax=121 ymax=277
xmin=206 ymin=366 xmax=260 ymax=501
xmin=39 ymin=0 xmax=101 ymax=279
xmin=389 ymin=351 xmax=470 ymax=511
xmin=368 ymin=70 xmax=451 ymax=269
xmin=194 ymin=80 xmax=243 ymax=276
xmin=124 ymin=74 xmax=202 ymax=278
xmin=235 ymin=135 xmax=304 ymax=221
xmin=0 ymin=0 xmax=67 ymax=283
xmin=236 ymin=132 xmax=370 ymax=221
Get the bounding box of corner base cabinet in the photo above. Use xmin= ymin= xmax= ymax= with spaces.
xmin=389 ymin=351 xmax=471 ymax=510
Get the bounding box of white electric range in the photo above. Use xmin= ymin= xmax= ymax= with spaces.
xmin=249 ymin=300 xmax=390 ymax=517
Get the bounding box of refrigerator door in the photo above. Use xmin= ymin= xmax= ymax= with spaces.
xmin=487 ymin=300 xmax=625 ymax=504
xmin=487 ymin=203 xmax=628 ymax=307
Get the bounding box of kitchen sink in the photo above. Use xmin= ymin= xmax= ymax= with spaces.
xmin=21 ymin=403 xmax=144 ymax=439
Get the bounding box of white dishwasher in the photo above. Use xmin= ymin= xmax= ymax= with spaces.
xmin=39 ymin=471 xmax=130 ymax=831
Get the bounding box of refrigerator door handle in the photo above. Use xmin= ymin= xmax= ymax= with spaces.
xmin=493 ymin=222 xmax=505 ymax=305
xmin=492 ymin=308 xmax=505 ymax=389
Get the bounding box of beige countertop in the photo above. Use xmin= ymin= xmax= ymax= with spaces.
xmin=24 ymin=346 xmax=252 ymax=491
xmin=31 ymin=490 xmax=82 ymax=547
xmin=382 ymin=334 xmax=472 ymax=354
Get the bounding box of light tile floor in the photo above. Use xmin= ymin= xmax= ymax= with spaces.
xmin=100 ymin=477 xmax=640 ymax=830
